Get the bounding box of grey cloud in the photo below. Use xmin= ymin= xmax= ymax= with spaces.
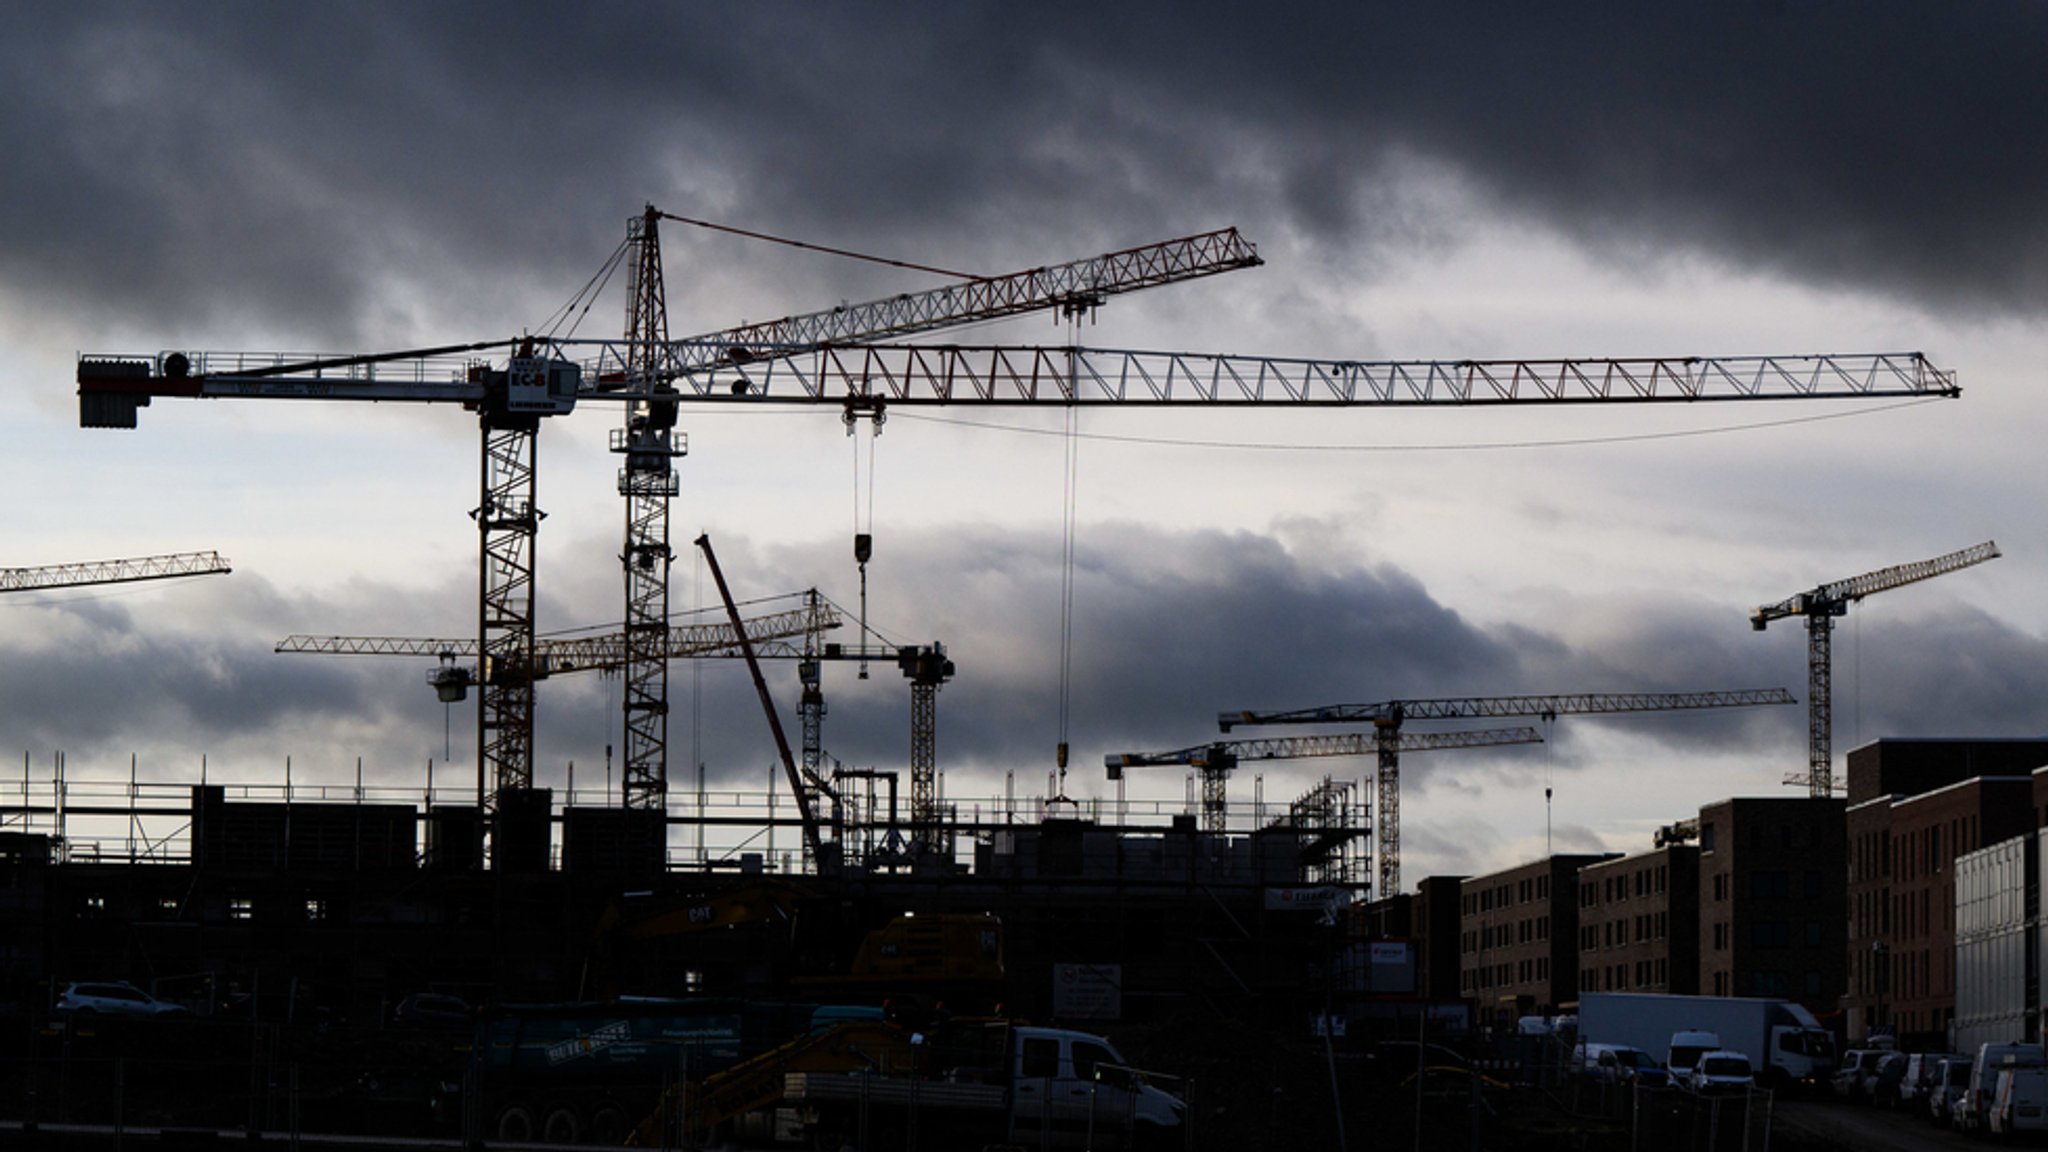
xmin=6 ymin=2 xmax=2045 ymax=354
xmin=4 ymin=522 xmax=2040 ymax=803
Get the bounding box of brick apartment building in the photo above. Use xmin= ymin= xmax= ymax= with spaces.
xmin=1576 ymin=844 xmax=1700 ymax=997
xmin=1840 ymin=737 xmax=2048 ymax=1046
xmin=1697 ymin=796 xmax=1846 ymax=1015
xmin=1460 ymin=853 xmax=1614 ymax=1024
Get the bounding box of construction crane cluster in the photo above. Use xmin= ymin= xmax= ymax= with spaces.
xmin=1211 ymin=689 xmax=1797 ymax=898
xmin=75 ymin=205 xmax=1962 ymax=867
xmin=1107 ymin=726 xmax=1545 ymax=835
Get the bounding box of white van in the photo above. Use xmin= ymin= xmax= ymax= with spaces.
xmin=1667 ymin=1029 xmax=1721 ymax=1080
xmin=1688 ymin=1050 xmax=1755 ymax=1095
xmin=1962 ymin=1042 xmax=2045 ymax=1133
xmin=1992 ymin=1066 xmax=2048 ymax=1136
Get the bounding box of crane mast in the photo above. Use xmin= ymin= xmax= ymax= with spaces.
xmin=1753 ymin=540 xmax=2001 ymax=797
xmin=616 ymin=206 xmax=685 ymax=812
xmin=1220 ymin=688 xmax=1796 ymax=897
xmin=598 ymin=223 xmax=1266 ymax=818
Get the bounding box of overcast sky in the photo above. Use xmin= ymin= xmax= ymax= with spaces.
xmin=2 ymin=3 xmax=2044 ymax=885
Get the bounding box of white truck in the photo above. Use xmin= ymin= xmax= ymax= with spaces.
xmin=778 ymin=1020 xmax=1186 ymax=1150
xmin=1576 ymin=993 xmax=1837 ymax=1090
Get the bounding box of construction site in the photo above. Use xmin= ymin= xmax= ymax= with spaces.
xmin=0 ymin=208 xmax=1968 ymax=1149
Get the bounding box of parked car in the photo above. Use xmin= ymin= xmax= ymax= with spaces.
xmin=1571 ymin=1042 xmax=1668 ymax=1087
xmin=54 ymin=980 xmax=189 ymax=1018
xmin=1667 ymin=1028 xmax=1722 ymax=1082
xmin=1366 ymin=1039 xmax=1471 ymax=1080
xmin=1867 ymin=1052 xmax=1908 ymax=1107
xmin=1832 ymin=1048 xmax=1890 ymax=1100
xmin=393 ymin=992 xmax=473 ymax=1028
xmin=1899 ymin=1052 xmax=1964 ymax=1110
xmin=1688 ymin=1050 xmax=1755 ymax=1095
xmin=1929 ymin=1056 xmax=1973 ymax=1127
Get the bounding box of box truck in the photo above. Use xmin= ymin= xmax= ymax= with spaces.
xmin=1576 ymin=993 xmax=1836 ymax=1089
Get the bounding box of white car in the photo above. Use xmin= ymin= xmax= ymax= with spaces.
xmin=54 ymin=980 xmax=189 ymax=1018
xmin=1572 ymin=1042 xmax=1669 ymax=1087
xmin=1688 ymin=1050 xmax=1754 ymax=1094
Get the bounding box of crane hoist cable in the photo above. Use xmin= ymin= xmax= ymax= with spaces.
xmin=1052 ymin=318 xmax=1088 ymax=796
xmin=850 ymin=409 xmax=879 ymax=679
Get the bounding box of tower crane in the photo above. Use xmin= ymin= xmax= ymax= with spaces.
xmin=692 ymin=534 xmax=957 ymax=863
xmin=78 ymin=213 xmax=1955 ymax=861
xmin=80 ymin=225 xmax=1263 ymax=829
xmin=608 ymin=215 xmax=1261 ymax=815
xmin=1753 ymin=540 xmax=2001 ymax=797
xmin=1 ymin=550 xmax=231 ymax=593
xmin=1108 ymin=725 xmax=1545 ymax=835
xmin=275 ymin=597 xmax=946 ymax=868
xmin=1219 ymin=688 xmax=1797 ymax=897
xmin=273 ymin=597 xmax=841 ymax=701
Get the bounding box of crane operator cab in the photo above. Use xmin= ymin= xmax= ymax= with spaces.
xmin=500 ymin=354 xmax=581 ymax=416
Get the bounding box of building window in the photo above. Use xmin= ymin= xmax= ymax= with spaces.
xmin=230 ymin=898 xmax=253 ymax=922
xmin=305 ymin=898 xmax=327 ymax=922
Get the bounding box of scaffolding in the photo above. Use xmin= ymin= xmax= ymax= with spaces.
xmin=0 ymin=753 xmax=1370 ymax=876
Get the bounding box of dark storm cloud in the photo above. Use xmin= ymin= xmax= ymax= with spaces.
xmin=4 ymin=3 xmax=2043 ymax=349
xmin=674 ymin=523 xmax=2026 ymax=790
xmin=0 ymin=575 xmax=377 ymax=762
xmin=5 ymin=525 xmax=2041 ymax=796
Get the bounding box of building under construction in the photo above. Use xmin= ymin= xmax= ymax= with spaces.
xmin=0 ymin=764 xmax=1379 ymax=1029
